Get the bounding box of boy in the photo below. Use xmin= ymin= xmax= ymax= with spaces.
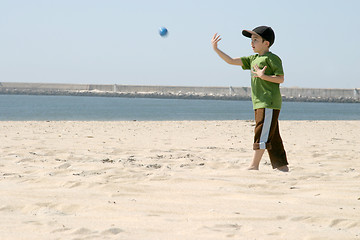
xmin=211 ymin=26 xmax=289 ymax=172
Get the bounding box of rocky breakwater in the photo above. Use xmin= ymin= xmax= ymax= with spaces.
xmin=0 ymin=82 xmax=359 ymax=103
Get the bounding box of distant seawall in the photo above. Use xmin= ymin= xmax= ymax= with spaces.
xmin=0 ymin=82 xmax=359 ymax=103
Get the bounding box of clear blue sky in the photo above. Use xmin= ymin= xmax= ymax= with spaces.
xmin=1 ymin=0 xmax=359 ymax=89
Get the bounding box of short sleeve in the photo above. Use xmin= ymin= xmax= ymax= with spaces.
xmin=240 ymin=56 xmax=251 ymax=70
xmin=267 ymin=55 xmax=284 ymax=76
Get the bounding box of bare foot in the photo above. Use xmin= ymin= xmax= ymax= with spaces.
xmin=246 ymin=166 xmax=259 ymax=170
xmin=276 ymin=165 xmax=289 ymax=172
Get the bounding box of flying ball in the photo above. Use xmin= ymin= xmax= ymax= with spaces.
xmin=159 ymin=27 xmax=168 ymax=37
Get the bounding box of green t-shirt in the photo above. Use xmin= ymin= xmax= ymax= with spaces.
xmin=241 ymin=52 xmax=284 ymax=110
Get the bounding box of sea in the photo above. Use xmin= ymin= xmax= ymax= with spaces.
xmin=0 ymin=94 xmax=359 ymax=121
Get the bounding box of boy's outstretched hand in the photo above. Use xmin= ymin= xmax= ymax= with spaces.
xmin=211 ymin=33 xmax=244 ymax=66
xmin=211 ymin=33 xmax=221 ymax=50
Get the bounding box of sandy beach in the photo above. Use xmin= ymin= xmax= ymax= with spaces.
xmin=1 ymin=120 xmax=359 ymax=240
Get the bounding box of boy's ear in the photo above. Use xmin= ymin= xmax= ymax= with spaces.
xmin=265 ymin=40 xmax=270 ymax=48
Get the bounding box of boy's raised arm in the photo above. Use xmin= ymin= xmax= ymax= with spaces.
xmin=211 ymin=33 xmax=243 ymax=66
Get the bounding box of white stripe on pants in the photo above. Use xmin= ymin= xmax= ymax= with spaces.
xmin=259 ymin=108 xmax=273 ymax=149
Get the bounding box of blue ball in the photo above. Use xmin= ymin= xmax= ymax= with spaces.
xmin=159 ymin=27 xmax=168 ymax=37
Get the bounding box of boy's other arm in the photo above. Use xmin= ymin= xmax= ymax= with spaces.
xmin=260 ymin=74 xmax=284 ymax=84
xmin=212 ymin=33 xmax=243 ymax=66
xmin=252 ymin=65 xmax=284 ymax=84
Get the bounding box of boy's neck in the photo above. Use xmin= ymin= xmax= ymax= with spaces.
xmin=258 ymin=49 xmax=270 ymax=56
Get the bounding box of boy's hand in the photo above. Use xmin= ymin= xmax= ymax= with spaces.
xmin=252 ymin=65 xmax=284 ymax=83
xmin=211 ymin=33 xmax=221 ymax=50
xmin=211 ymin=33 xmax=243 ymax=66
xmin=251 ymin=65 xmax=267 ymax=79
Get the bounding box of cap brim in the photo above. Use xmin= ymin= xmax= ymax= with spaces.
xmin=242 ymin=30 xmax=259 ymax=38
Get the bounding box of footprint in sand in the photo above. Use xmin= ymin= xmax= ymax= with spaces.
xmin=102 ymin=228 xmax=123 ymax=235
xmin=72 ymin=227 xmax=95 ymax=235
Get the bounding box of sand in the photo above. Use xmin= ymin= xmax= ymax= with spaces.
xmin=1 ymin=120 xmax=359 ymax=240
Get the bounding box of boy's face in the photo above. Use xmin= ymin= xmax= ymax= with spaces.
xmin=251 ymin=34 xmax=269 ymax=54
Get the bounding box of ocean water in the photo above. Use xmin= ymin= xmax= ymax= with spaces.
xmin=0 ymin=94 xmax=359 ymax=121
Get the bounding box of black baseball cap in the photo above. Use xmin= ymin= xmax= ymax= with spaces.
xmin=242 ymin=26 xmax=275 ymax=47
